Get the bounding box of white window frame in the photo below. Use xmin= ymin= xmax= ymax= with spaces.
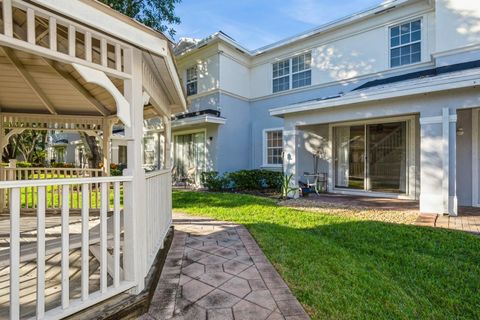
xmin=389 ymin=18 xmax=422 ymax=68
xmin=263 ymin=128 xmax=283 ymax=167
xmin=272 ymin=52 xmax=312 ymax=93
xmin=186 ymin=65 xmax=198 ymax=96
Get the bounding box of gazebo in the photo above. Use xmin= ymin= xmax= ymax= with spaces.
xmin=0 ymin=0 xmax=186 ymax=319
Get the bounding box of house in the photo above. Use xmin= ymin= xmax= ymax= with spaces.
xmin=0 ymin=0 xmax=185 ymax=318
xmin=174 ymin=0 xmax=480 ymax=215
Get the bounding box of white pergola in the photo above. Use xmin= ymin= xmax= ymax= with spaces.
xmin=0 ymin=0 xmax=186 ymax=318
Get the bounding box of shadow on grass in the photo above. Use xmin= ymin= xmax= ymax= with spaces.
xmin=173 ymin=191 xmax=480 ymax=320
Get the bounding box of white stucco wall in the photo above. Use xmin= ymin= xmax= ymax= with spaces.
xmin=435 ymin=0 xmax=480 ymax=53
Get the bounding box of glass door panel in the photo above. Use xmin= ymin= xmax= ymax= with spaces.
xmin=367 ymin=122 xmax=407 ymax=193
xmin=334 ymin=125 xmax=365 ymax=189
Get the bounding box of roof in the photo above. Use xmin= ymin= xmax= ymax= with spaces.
xmin=175 ymin=0 xmax=415 ymax=57
xmin=270 ymin=61 xmax=480 ymax=117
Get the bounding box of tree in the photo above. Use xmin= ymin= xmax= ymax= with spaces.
xmin=99 ymin=0 xmax=181 ymax=37
xmin=2 ymin=130 xmax=48 ymax=163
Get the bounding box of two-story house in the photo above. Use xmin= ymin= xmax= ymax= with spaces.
xmin=174 ymin=0 xmax=480 ymax=216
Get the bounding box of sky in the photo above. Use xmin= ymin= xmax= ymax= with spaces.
xmin=172 ymin=0 xmax=384 ymax=50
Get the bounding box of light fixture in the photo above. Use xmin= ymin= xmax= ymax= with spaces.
xmin=456 ymin=127 xmax=464 ymax=136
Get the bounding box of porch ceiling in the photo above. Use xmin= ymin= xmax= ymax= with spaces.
xmin=0 ymin=46 xmax=119 ymax=116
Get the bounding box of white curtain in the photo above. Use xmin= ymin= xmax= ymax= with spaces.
xmin=335 ymin=127 xmax=350 ymax=187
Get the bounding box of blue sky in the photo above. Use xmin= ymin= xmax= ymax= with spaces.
xmin=173 ymin=0 xmax=384 ymax=49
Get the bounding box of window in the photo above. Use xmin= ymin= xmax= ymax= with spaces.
xmin=264 ymin=130 xmax=283 ymax=166
xmin=272 ymin=52 xmax=311 ymax=93
xmin=390 ymin=19 xmax=421 ymax=68
xmin=186 ymin=66 xmax=197 ymax=96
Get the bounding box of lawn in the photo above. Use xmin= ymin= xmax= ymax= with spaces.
xmin=173 ymin=191 xmax=480 ymax=320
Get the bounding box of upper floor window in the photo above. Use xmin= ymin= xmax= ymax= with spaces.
xmin=264 ymin=129 xmax=283 ymax=166
xmin=186 ymin=66 xmax=198 ymax=96
xmin=390 ymin=20 xmax=421 ymax=68
xmin=272 ymin=52 xmax=311 ymax=93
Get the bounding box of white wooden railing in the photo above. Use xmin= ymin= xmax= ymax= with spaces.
xmin=145 ymin=169 xmax=172 ymax=268
xmin=0 ymin=166 xmax=104 ymax=210
xmin=3 ymin=176 xmax=134 ymax=320
xmin=0 ymin=0 xmax=131 ymax=79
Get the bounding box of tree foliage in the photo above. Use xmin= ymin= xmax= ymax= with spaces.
xmin=2 ymin=130 xmax=48 ymax=163
xmin=99 ymin=0 xmax=181 ymax=37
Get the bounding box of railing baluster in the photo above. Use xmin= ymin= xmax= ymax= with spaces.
xmin=85 ymin=31 xmax=92 ymax=62
xmin=26 ymin=7 xmax=36 ymax=44
xmin=81 ymin=183 xmax=89 ymax=301
xmin=115 ymin=44 xmax=122 ymax=71
xmin=2 ymin=0 xmax=13 ymax=37
xmin=100 ymin=182 xmax=108 ymax=293
xmin=37 ymin=186 xmax=46 ymax=318
xmin=61 ymin=185 xmax=70 ymax=309
xmin=9 ymin=187 xmax=20 ymax=320
xmin=113 ymin=181 xmax=120 ymax=287
xmin=101 ymin=38 xmax=108 ymax=67
xmin=68 ymin=25 xmax=76 ymax=57
xmin=49 ymin=17 xmax=57 ymax=51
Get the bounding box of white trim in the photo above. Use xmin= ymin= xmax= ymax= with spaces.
xmin=419 ymin=115 xmax=457 ymax=124
xmin=35 ymin=0 xmax=169 ymax=57
xmin=270 ymin=69 xmax=480 ymax=116
xmin=388 ymin=17 xmax=423 ymax=69
xmin=171 ymin=115 xmax=226 ymax=129
xmin=262 ymin=127 xmax=284 ymax=167
xmin=328 ymin=115 xmax=416 ymax=198
xmin=472 ymin=109 xmax=480 ymax=207
xmin=72 ymin=63 xmax=131 ymax=127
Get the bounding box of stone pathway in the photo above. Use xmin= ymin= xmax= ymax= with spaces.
xmin=415 ymin=211 xmax=480 ymax=234
xmin=141 ymin=213 xmax=310 ymax=320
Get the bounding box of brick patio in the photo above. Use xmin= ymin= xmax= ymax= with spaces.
xmin=415 ymin=209 xmax=480 ymax=234
xmin=140 ymin=213 xmax=310 ymax=320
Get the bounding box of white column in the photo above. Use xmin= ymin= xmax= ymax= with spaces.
xmin=162 ymin=115 xmax=171 ymax=170
xmin=283 ymin=128 xmax=299 ymax=198
xmin=123 ymin=47 xmax=147 ymax=292
xmin=102 ymin=118 xmax=113 ymax=176
xmin=419 ymin=109 xmax=457 ymax=215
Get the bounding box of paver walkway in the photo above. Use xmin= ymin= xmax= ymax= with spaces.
xmin=141 ymin=213 xmax=310 ymax=320
xmin=415 ymin=211 xmax=480 ymax=234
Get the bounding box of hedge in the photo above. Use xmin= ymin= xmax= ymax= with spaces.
xmin=201 ymin=169 xmax=282 ymax=192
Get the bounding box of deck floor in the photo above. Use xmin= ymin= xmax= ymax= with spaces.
xmin=0 ymin=214 xmax=113 ymax=319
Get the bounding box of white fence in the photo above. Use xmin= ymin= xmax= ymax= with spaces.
xmin=0 ymin=167 xmax=104 ymax=211
xmin=2 ymin=170 xmax=173 ymax=319
xmin=145 ymin=169 xmax=172 ymax=268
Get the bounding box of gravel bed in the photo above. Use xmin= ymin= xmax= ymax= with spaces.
xmin=278 ymin=197 xmax=420 ymax=225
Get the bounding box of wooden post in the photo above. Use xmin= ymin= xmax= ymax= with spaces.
xmin=162 ymin=115 xmax=172 ymax=170
xmin=123 ymin=47 xmax=147 ymax=293
xmin=102 ymin=118 xmax=113 ymax=176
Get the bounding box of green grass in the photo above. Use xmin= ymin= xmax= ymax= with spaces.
xmin=173 ymin=191 xmax=480 ymax=320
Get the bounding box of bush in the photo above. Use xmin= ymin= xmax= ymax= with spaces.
xmin=111 ymin=168 xmax=122 ymax=176
xmin=200 ymin=169 xmax=282 ymax=192
xmin=228 ymin=169 xmax=282 ymax=191
xmin=17 ymin=161 xmax=32 ymax=168
xmin=52 ymin=162 xmax=75 ymax=168
xmin=200 ymin=171 xmax=230 ymax=191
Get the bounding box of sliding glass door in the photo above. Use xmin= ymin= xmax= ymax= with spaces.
xmin=174 ymin=131 xmax=206 ymax=183
xmin=334 ymin=121 xmax=407 ymax=194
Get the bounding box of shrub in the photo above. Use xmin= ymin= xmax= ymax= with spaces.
xmin=200 ymin=171 xmax=229 ymax=191
xmin=227 ymin=169 xmax=282 ymax=191
xmin=17 ymin=161 xmax=32 ymax=168
xmin=111 ymin=168 xmax=122 ymax=176
xmin=52 ymin=162 xmax=75 ymax=168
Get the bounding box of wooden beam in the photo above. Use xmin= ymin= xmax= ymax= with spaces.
xmin=45 ymin=59 xmax=110 ymax=116
xmin=1 ymin=47 xmax=58 ymax=115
